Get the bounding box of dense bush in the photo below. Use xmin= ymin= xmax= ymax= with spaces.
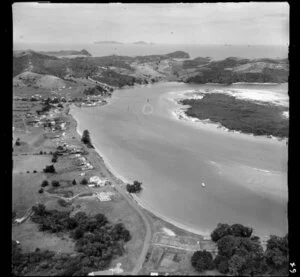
xmin=214 ymin=254 xmax=229 ymax=274
xmin=43 ymin=165 xmax=56 ymax=173
xmin=27 ymin=204 xmax=131 ymax=275
xmin=191 ymin=250 xmax=214 ymax=272
xmin=126 ymin=180 xmax=142 ymax=193
xmin=83 ymin=85 xmax=110 ymax=96
xmin=209 ymin=223 xmax=288 ymax=276
xmin=180 ymin=94 xmax=288 ymax=138
xmin=265 ymin=234 xmax=289 ymax=275
xmin=211 ymin=223 xmax=253 ymax=242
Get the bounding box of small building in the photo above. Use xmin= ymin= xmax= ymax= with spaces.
xmin=97 ymin=192 xmax=112 ymax=202
xmin=89 ymin=176 xmax=108 ymax=187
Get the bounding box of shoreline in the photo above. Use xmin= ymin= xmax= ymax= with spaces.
xmin=69 ymin=104 xmax=211 ymax=238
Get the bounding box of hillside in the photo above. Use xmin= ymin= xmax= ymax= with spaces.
xmin=13 ymin=50 xmax=288 ymax=88
xmin=13 ymin=71 xmax=66 ymax=89
xmin=39 ymin=49 xmax=92 ymax=58
xmin=184 ymin=57 xmax=289 ymax=84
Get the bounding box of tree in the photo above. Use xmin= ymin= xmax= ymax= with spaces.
xmin=228 ymin=254 xmax=246 ymax=276
xmin=80 ymin=178 xmax=88 ymax=185
xmin=73 ymin=228 xmax=84 ymax=239
xmin=81 ymin=129 xmax=94 ymax=148
xmin=230 ymin=224 xmax=253 ymax=238
xmin=32 ymin=204 xmax=47 ymax=216
xmin=41 ymin=180 xmax=49 ymax=187
xmin=72 ymin=179 xmax=77 ymax=185
xmin=265 ymin=234 xmax=288 ymax=273
xmin=191 ymin=250 xmax=214 ymax=272
xmin=51 ymin=156 xmax=57 ymax=163
xmin=211 ymin=223 xmax=231 ymax=242
xmin=43 ymin=165 xmax=56 ymax=173
xmin=15 ymin=138 xmax=21 ymax=146
xmin=217 ymin=235 xmax=238 ymax=258
xmin=214 ymin=255 xmax=229 ymax=274
xmin=126 ymin=180 xmax=142 ymax=193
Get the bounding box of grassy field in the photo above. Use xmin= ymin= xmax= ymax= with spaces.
xmin=180 ymin=93 xmax=289 ymax=138
xmin=12 ymin=220 xmax=75 ymax=253
xmin=12 ymin=93 xmax=147 ymax=275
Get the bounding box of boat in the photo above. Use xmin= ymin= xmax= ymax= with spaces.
xmin=201 ymin=182 xmax=205 ymax=187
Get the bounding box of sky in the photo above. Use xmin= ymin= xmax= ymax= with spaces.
xmin=13 ymin=2 xmax=289 ymax=45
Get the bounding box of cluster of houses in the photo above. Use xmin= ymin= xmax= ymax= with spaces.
xmin=88 ymin=176 xmax=110 ymax=187
xmin=81 ymin=96 xmax=107 ymax=107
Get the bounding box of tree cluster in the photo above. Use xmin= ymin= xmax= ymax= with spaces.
xmin=14 ymin=205 xmax=132 ymax=276
xmin=126 ymin=180 xmax=142 ymax=193
xmin=190 ymin=223 xmax=289 ymax=276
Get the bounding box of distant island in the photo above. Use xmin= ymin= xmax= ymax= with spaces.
xmin=94 ymin=41 xmax=124 ymax=44
xmin=132 ymin=41 xmax=155 ymax=45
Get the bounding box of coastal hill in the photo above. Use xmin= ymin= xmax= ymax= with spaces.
xmin=39 ymin=49 xmax=92 ymax=58
xmin=13 ymin=71 xmax=66 ymax=89
xmin=13 ymin=50 xmax=288 ymax=90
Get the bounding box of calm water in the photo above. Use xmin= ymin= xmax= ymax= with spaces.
xmin=13 ymin=42 xmax=288 ymax=60
xmin=71 ymin=82 xmax=288 ymax=238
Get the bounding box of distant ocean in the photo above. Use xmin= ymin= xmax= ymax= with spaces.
xmin=13 ymin=42 xmax=288 ymax=60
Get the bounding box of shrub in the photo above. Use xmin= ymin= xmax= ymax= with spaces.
xmin=191 ymin=250 xmax=214 ymax=272
xmin=33 ymin=170 xmax=37 ymax=173
xmin=51 ymin=180 xmax=60 ymax=187
xmin=26 ymin=171 xmax=30 ymax=173
xmin=41 ymin=180 xmax=49 ymax=187
xmin=80 ymin=178 xmax=88 ymax=185
xmin=57 ymin=199 xmax=69 ymax=207
xmin=40 ymin=150 xmax=43 ymax=155
xmin=43 ymin=165 xmax=56 ymax=173
xmin=15 ymin=139 xmax=21 ymax=146
xmin=51 ymin=157 xmax=57 ymax=163
xmin=38 ymin=188 xmax=44 ymax=194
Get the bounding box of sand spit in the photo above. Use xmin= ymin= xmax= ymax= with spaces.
xmin=169 ymin=88 xmax=288 ymax=143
